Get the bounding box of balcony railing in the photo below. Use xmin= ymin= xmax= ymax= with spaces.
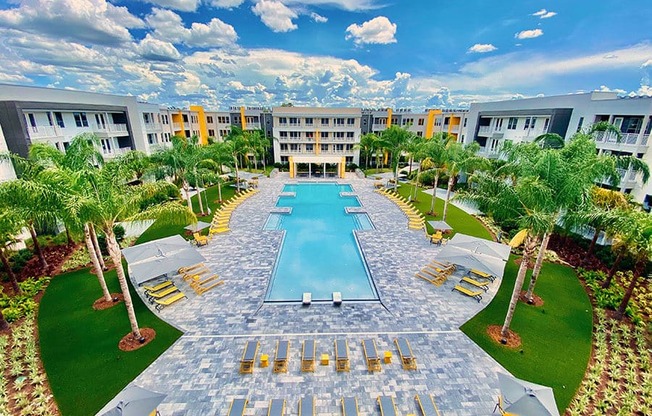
xmin=27 ymin=125 xmax=58 ymax=138
xmin=478 ymin=126 xmax=492 ymax=134
xmin=172 ymin=122 xmax=182 ymax=131
xmin=594 ymin=131 xmax=642 ymax=145
xmin=144 ymin=122 xmax=161 ymax=131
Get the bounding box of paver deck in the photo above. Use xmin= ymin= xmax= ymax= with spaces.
xmin=126 ymin=173 xmax=507 ymax=415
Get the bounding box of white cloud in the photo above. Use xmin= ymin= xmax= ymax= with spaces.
xmin=532 ymin=9 xmax=556 ymax=19
xmin=135 ymin=34 xmax=181 ymax=62
xmin=252 ymin=0 xmax=298 ymax=32
xmin=642 ymin=59 xmax=652 ymax=68
xmin=468 ymin=43 xmax=497 ymax=53
xmin=310 ymin=12 xmax=328 ymax=23
xmin=146 ymin=8 xmax=238 ymax=48
xmin=143 ymin=0 xmax=200 ymax=12
xmin=0 ymin=0 xmax=143 ymax=46
xmin=636 ymin=85 xmax=652 ymax=96
xmin=597 ymin=85 xmax=626 ymax=94
xmin=210 ymin=0 xmax=245 ymax=7
xmin=280 ymin=0 xmax=379 ymax=11
xmin=176 ymin=72 xmax=204 ymax=95
xmin=515 ymin=29 xmax=543 ymax=39
xmin=345 ymin=16 xmax=397 ymax=45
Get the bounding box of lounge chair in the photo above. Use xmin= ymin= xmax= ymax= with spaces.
xmin=191 ymin=278 xmax=224 ymax=295
xmin=228 ymin=398 xmax=248 ymax=416
xmin=460 ymin=276 xmax=490 ymax=291
xmin=189 ymin=273 xmax=220 ymax=286
xmin=341 ymin=397 xmax=359 ymax=416
xmin=415 ymin=394 xmax=442 ymax=416
xmin=431 ymin=260 xmax=455 ymax=271
xmin=425 ymin=263 xmax=453 ymax=276
xmin=142 ymin=280 xmax=173 ymax=293
xmin=363 ymin=339 xmax=381 ymax=372
xmin=301 ymin=340 xmax=316 ymax=372
xmin=268 ymin=399 xmax=286 ymax=416
xmin=394 ymin=338 xmax=417 ymax=370
xmin=377 ymin=396 xmax=398 ymax=416
xmin=154 ymin=292 xmax=187 ymax=311
xmin=429 ymin=233 xmax=443 ymax=245
xmin=193 ymin=232 xmax=209 ymax=246
xmin=181 ymin=266 xmax=211 ymax=281
xmin=209 ymin=226 xmax=230 ymax=235
xmin=416 ymin=271 xmax=446 ymax=287
xmin=452 ymin=285 xmax=483 ymax=302
xmin=335 ymin=339 xmax=350 ymax=372
xmin=239 ymin=340 xmax=259 ymax=374
xmin=147 ymin=285 xmax=179 ymax=299
xmin=470 ymin=268 xmax=495 ymax=282
xmin=298 ymin=396 xmax=315 ymax=416
xmin=178 ymin=263 xmax=205 ymax=274
xmin=273 ymin=340 xmax=290 ymax=373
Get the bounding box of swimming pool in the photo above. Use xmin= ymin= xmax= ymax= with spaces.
xmin=265 ymin=183 xmax=378 ymax=302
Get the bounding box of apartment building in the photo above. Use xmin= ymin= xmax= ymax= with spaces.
xmin=361 ymin=108 xmax=468 ymax=140
xmin=0 ymin=124 xmax=16 ymax=182
xmin=464 ymin=91 xmax=652 ymax=205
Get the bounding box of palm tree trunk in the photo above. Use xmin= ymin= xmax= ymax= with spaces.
xmin=0 ymin=248 xmax=20 ymax=294
xmin=526 ymin=232 xmax=550 ymax=303
xmin=616 ymin=262 xmax=642 ymax=319
xmin=183 ymin=180 xmax=193 ymax=212
xmin=394 ymin=164 xmax=399 ymax=191
xmin=89 ymin=223 xmax=106 ymax=270
xmin=85 ymin=223 xmax=111 ymax=302
xmin=429 ymin=172 xmax=440 ymax=214
xmin=501 ymin=234 xmax=537 ymax=342
xmin=442 ymin=176 xmax=455 ymax=221
xmin=603 ymin=250 xmax=625 ymax=288
xmin=28 ymin=222 xmax=47 ymax=270
xmin=587 ymin=228 xmax=602 ymax=255
xmin=0 ymin=309 xmax=8 ymax=331
xmin=105 ymin=226 xmax=142 ymax=339
xmin=412 ymin=165 xmax=420 ymax=201
xmin=217 ymin=181 xmax=223 ymax=203
xmin=234 ymin=159 xmax=240 ymax=193
xmin=65 ymin=226 xmax=74 ymax=246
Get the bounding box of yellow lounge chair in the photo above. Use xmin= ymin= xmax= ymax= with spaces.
xmin=268 ymin=399 xmax=286 ymax=416
xmin=273 ymin=340 xmax=290 ymax=373
xmin=363 ymin=339 xmax=381 ymax=372
xmin=154 ymin=292 xmax=186 ymax=311
xmin=470 ymin=268 xmax=495 ymax=281
xmin=431 ymin=260 xmax=456 ymax=272
xmin=194 ymin=281 xmax=224 ymax=295
xmin=178 ymin=263 xmax=205 ymax=274
xmin=228 ymin=399 xmax=248 ymax=416
xmin=193 ymin=232 xmax=209 ymax=246
xmin=460 ymin=276 xmax=490 ymax=291
xmin=147 ymin=285 xmax=179 ymax=299
xmin=335 ymin=339 xmax=350 ymax=372
xmin=341 ymin=397 xmax=358 ymax=416
xmin=301 ymin=340 xmax=316 ymax=372
xmin=240 ymin=341 xmax=259 ymax=374
xmin=209 ymin=226 xmax=230 ymax=235
xmin=394 ymin=338 xmax=417 ymax=370
xmin=142 ymin=280 xmax=173 ymax=293
xmin=378 ymin=396 xmax=398 ymax=416
xmin=415 ymin=394 xmax=442 ymax=416
xmin=181 ymin=266 xmax=210 ymax=281
xmin=452 ymin=285 xmax=483 ymax=302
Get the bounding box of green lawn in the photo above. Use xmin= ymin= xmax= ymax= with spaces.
xmin=38 ymin=268 xmax=183 ymax=416
xmin=460 ymin=259 xmax=593 ymax=412
xmin=396 ymin=184 xmax=493 ymax=239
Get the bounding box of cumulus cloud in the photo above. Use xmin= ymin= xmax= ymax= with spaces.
xmin=176 ymin=71 xmax=204 ymax=95
xmin=0 ymin=0 xmax=143 ymax=46
xmin=252 ymin=0 xmax=298 ymax=32
xmin=310 ymin=12 xmax=328 ymax=23
xmin=468 ymin=43 xmax=497 ymax=53
xmin=146 ymin=8 xmax=238 ymax=47
xmin=597 ymin=85 xmax=626 ymax=94
xmin=143 ymin=0 xmax=200 ymax=12
xmin=210 ymin=0 xmax=245 ymax=7
xmin=515 ymin=29 xmax=543 ymax=39
xmin=135 ymin=34 xmax=181 ymax=62
xmin=281 ymin=0 xmax=379 ymax=11
xmin=345 ymin=16 xmax=397 ymax=45
xmin=532 ymin=9 xmax=556 ymax=19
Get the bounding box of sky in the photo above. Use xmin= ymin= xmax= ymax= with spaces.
xmin=0 ymin=0 xmax=651 ymax=110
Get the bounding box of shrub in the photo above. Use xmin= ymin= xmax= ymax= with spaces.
xmin=139 ymin=182 xmax=180 ymax=210
xmin=2 ymin=307 xmax=21 ymax=323
xmin=97 ymin=224 xmax=125 ymax=256
xmin=7 ymin=249 xmax=33 ymax=273
xmin=346 ymin=163 xmax=358 ymax=172
xmin=18 ymin=277 xmax=50 ymax=297
xmin=61 ymin=249 xmax=91 ymax=272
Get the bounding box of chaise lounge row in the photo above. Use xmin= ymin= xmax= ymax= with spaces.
xmin=208 ymin=188 xmax=259 ymax=236
xmin=375 ymin=188 xmax=425 ymax=230
xmin=239 ymin=338 xmax=418 ymax=374
xmin=227 ymin=394 xmax=441 ymax=416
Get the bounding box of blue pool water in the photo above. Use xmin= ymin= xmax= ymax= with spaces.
xmin=265 ymin=183 xmax=378 ymax=302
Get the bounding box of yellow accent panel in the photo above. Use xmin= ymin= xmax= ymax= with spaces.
xmin=289 ymin=156 xmax=294 ymax=178
xmin=315 ymin=129 xmax=320 ymax=155
xmin=190 ymin=105 xmax=208 ymax=145
xmin=425 ymin=109 xmax=441 ymax=139
xmin=340 ymin=157 xmax=346 ymax=178
xmin=240 ymin=106 xmax=246 ymax=130
xmin=172 ymin=111 xmax=186 ymax=137
xmin=387 ymin=108 xmax=393 ymax=128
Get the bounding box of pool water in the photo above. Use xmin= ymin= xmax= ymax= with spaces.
xmin=265 ymin=183 xmax=378 ymax=302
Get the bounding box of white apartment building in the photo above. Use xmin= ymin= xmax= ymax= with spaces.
xmin=361 ymin=108 xmax=468 ymax=141
xmin=464 ymin=91 xmax=652 ymax=205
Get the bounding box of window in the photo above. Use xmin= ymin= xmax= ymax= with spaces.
xmin=391 ymin=117 xmax=399 ymax=125
xmin=73 ymin=112 xmax=88 ymax=127
xmin=162 ymin=115 xmax=169 ymax=124
xmin=305 ymin=117 xmax=313 ymax=126
xmin=523 ymin=117 xmax=531 ymax=130
xmin=417 ymin=131 xmax=423 ymax=137
xmin=53 ymin=112 xmax=65 ymax=128
xmin=289 ymin=117 xmax=298 ymax=125
xmin=346 ymin=144 xmax=353 ymax=151
xmin=306 ymin=132 xmax=314 ymax=139
xmin=27 ymin=113 xmax=36 ymax=128
xmin=495 ymin=119 xmax=503 ymax=131
xmin=402 ymin=118 xmax=413 ymax=126
xmin=463 ymin=118 xmax=467 ymax=127
xmin=183 ymin=115 xmax=189 ymax=123
xmin=530 ymin=117 xmax=536 ymax=129
xmin=207 ymin=116 xmax=213 ymax=123
xmin=374 ymin=118 xmax=385 ymax=125
xmin=46 ymin=113 xmax=53 ymax=126
xmin=289 ymin=131 xmax=299 ymax=139
xmin=217 ymin=116 xmax=229 ymax=123
xmin=321 ymin=118 xmax=329 ymax=126
xmin=347 ymin=118 xmax=355 ymax=125
xmin=335 ymin=132 xmax=345 ymax=138
xmin=143 ymin=113 xmax=151 ymax=123
xmin=507 ymin=117 xmax=518 ymax=130
xmin=321 ymin=144 xmax=329 ymax=152
xmin=95 ymin=114 xmax=106 ymax=129
xmin=219 ymin=130 xmax=229 ymax=137
xmin=280 ymin=144 xmax=288 ymax=151
xmin=320 ymin=131 xmax=329 ymax=138
xmin=280 ymin=131 xmax=288 ymax=138
xmin=418 ymin=118 xmax=424 ymax=126
xmin=347 ymin=132 xmax=354 ymax=138
xmin=335 ymin=118 xmax=345 ymax=125
xmin=335 ymin=144 xmax=344 ymax=151
xmin=279 ymin=117 xmax=287 ymax=124
xmin=208 ymin=129 xmax=215 ymax=137
xmin=543 ymin=118 xmax=550 ymax=132
xmin=101 ymin=139 xmax=112 ymax=154
xmin=306 ymin=144 xmax=313 ymax=152
xmin=434 ymin=118 xmax=441 ymax=126
xmin=346 ymin=156 xmax=353 ymax=163
xmin=576 ymin=117 xmax=584 ymax=132
xmin=147 ymin=133 xmax=157 ymax=145
xmin=281 ymin=156 xmax=289 ymax=162
xmin=290 ymin=144 xmax=298 ymax=151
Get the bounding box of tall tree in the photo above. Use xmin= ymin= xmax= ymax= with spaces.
xmin=442 ymin=141 xmax=484 ymax=221
xmin=224 ymin=126 xmax=251 ymax=192
xmin=376 ymin=125 xmax=415 ymax=191
xmin=355 ymin=133 xmax=378 ymax=170
xmin=0 ymin=208 xmax=25 ymax=295
xmin=421 ymin=133 xmax=452 ymax=215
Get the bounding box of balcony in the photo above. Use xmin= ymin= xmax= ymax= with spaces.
xmin=172 ymin=122 xmax=182 ymax=131
xmin=477 ymin=125 xmax=492 ymax=136
xmin=246 ymin=122 xmax=261 ymax=130
xmin=27 ymin=125 xmax=58 ymax=139
xmin=144 ymin=122 xmax=161 ymax=131
xmin=102 ymin=147 xmax=132 ymax=158
xmin=594 ymin=131 xmax=649 ymax=152
xmin=372 ymin=123 xmax=386 ymax=131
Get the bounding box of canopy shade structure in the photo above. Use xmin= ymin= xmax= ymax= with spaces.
xmin=436 ymin=245 xmax=507 ymax=278
xmin=498 ymin=373 xmax=560 ymax=416
xmin=122 ymin=235 xmax=205 ymax=285
xmin=229 ymin=171 xmax=263 ymax=181
xmin=427 ymin=220 xmax=453 ymax=232
xmin=370 ymin=172 xmax=395 ymax=180
xmin=96 ymin=385 xmax=166 ymax=416
xmin=448 ymin=233 xmax=511 ymax=261
xmin=183 ymin=221 xmax=211 ymax=232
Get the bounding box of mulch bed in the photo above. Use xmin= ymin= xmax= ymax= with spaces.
xmin=92 ymin=293 xmax=124 ymax=310
xmin=118 ymin=328 xmax=157 ymax=352
xmin=518 ymin=290 xmax=544 ymax=307
xmin=487 ymin=325 xmax=522 ymax=348
xmin=18 ymin=244 xmax=78 ymax=280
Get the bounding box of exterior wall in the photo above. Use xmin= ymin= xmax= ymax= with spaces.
xmin=0 ymin=124 xmax=17 ymax=182
xmin=360 ymin=108 xmax=468 ymax=140
xmin=272 ymin=107 xmax=361 ymax=165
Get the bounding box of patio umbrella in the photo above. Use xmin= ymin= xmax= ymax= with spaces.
xmin=128 ymin=247 xmax=206 ymax=285
xmin=121 ymin=235 xmax=189 ymax=264
xmin=448 ymin=233 xmax=511 ymax=261
xmin=183 ymin=221 xmax=211 ymax=233
xmin=96 ymin=385 xmax=166 ymax=416
xmin=436 ymin=245 xmax=507 ymax=278
xmin=498 ymin=373 xmax=560 ymax=416
xmin=427 ymin=220 xmax=453 ymax=232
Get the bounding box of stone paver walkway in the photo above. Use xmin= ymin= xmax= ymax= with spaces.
xmin=126 ymin=173 xmax=507 ymax=415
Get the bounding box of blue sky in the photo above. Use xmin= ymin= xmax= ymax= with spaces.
xmin=0 ymin=0 xmax=650 ymax=110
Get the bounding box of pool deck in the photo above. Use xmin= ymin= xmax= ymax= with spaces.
xmin=128 ymin=173 xmax=508 ymax=415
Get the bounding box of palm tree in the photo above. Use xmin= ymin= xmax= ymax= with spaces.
xmin=421 ymin=133 xmax=452 ymax=215
xmin=584 ymin=188 xmax=630 ymax=256
xmin=442 ymin=141 xmax=484 ymax=221
xmin=404 ymin=134 xmax=425 ymax=201
xmin=0 ymin=208 xmax=25 ymax=295
xmin=206 ymin=141 xmax=234 ymax=203
xmin=376 ymin=125 xmax=415 ymax=191
xmin=355 ymin=133 xmax=377 ymax=170
xmin=224 ymin=127 xmax=251 ymax=192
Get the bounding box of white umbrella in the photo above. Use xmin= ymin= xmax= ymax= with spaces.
xmin=128 ymin=247 xmax=205 ymax=285
xmin=121 ymin=235 xmax=189 ymax=264
xmin=96 ymin=385 xmax=166 ymax=416
xmin=498 ymin=373 xmax=560 ymax=416
xmin=436 ymin=245 xmax=507 ymax=278
xmin=183 ymin=221 xmax=211 ymax=233
xmin=448 ymin=233 xmax=511 ymax=261
xmin=427 ymin=220 xmax=453 ymax=232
